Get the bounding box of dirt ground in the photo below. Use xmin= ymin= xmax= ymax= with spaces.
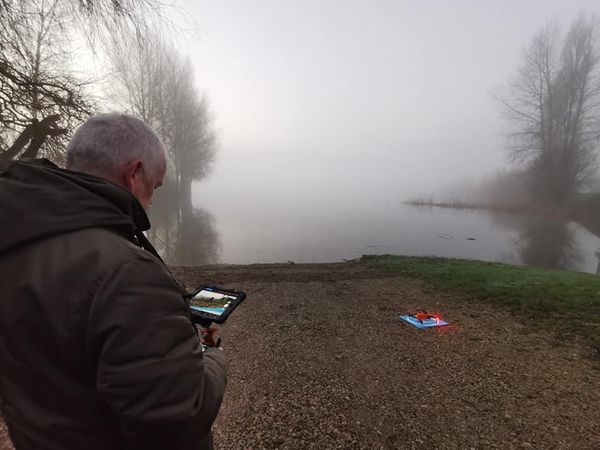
xmin=1 ymin=262 xmax=599 ymax=449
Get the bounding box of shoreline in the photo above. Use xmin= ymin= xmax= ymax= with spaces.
xmin=172 ymin=255 xmax=600 ymax=348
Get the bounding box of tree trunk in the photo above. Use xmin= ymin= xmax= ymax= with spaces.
xmin=0 ymin=115 xmax=65 ymax=163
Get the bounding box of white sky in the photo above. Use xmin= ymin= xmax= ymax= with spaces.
xmin=168 ymin=0 xmax=600 ymax=208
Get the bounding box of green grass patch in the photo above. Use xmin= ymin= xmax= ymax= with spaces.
xmin=362 ymin=255 xmax=600 ymax=347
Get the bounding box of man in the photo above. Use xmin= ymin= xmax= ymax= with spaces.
xmin=0 ymin=113 xmax=227 ymax=449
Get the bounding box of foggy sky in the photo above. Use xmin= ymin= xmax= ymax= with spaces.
xmin=173 ymin=0 xmax=600 ymax=224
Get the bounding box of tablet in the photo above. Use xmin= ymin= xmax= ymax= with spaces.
xmin=187 ymin=286 xmax=246 ymax=325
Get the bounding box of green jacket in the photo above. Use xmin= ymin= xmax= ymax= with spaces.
xmin=0 ymin=160 xmax=226 ymax=450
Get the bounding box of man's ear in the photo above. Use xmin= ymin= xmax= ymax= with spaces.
xmin=122 ymin=159 xmax=143 ymax=192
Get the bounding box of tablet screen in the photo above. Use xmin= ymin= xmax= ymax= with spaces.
xmin=189 ymin=288 xmax=237 ymax=317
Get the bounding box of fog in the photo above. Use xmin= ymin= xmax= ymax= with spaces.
xmin=185 ymin=1 xmax=595 ymax=201
xmin=160 ymin=1 xmax=600 ymax=266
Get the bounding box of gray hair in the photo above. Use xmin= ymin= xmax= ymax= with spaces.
xmin=66 ymin=113 xmax=166 ymax=181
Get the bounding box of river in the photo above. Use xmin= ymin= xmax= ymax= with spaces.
xmin=192 ymin=185 xmax=600 ymax=274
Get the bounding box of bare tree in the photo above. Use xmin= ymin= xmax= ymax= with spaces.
xmin=0 ymin=0 xmax=169 ymax=163
xmin=109 ymin=34 xmax=219 ymax=264
xmin=0 ymin=0 xmax=95 ymax=163
xmin=497 ymin=14 xmax=600 ymax=203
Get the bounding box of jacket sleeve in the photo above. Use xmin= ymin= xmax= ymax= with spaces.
xmin=86 ymin=254 xmax=227 ymax=448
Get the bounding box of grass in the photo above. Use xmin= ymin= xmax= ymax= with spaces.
xmin=362 ymin=255 xmax=600 ymax=347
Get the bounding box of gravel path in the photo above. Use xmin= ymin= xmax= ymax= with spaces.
xmin=178 ymin=263 xmax=600 ymax=450
xmin=1 ymin=262 xmax=599 ymax=449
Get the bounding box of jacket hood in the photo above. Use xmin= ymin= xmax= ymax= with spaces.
xmin=0 ymin=159 xmax=150 ymax=254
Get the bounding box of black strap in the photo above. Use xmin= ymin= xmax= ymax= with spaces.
xmin=134 ymin=231 xmax=185 ymax=291
xmin=135 ymin=230 xmax=199 ymax=334
xmin=0 ymin=159 xmax=12 ymax=175
xmin=135 ymin=231 xmax=165 ymax=264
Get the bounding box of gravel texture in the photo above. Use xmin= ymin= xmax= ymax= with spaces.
xmin=1 ymin=262 xmax=599 ymax=449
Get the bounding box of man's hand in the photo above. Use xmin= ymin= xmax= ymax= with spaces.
xmin=200 ymin=324 xmax=222 ymax=350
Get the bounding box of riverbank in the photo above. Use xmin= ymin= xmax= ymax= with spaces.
xmin=172 ymin=257 xmax=599 ymax=449
xmin=363 ymin=255 xmax=600 ymax=347
xmin=1 ymin=257 xmax=598 ymax=449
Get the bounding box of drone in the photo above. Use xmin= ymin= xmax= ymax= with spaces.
xmin=410 ymin=310 xmax=442 ymax=324
xmin=399 ymin=310 xmax=449 ymax=328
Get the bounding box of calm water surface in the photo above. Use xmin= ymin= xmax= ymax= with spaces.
xmin=196 ymin=189 xmax=600 ymax=274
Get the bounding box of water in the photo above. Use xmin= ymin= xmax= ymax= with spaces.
xmin=193 ymin=184 xmax=600 ymax=273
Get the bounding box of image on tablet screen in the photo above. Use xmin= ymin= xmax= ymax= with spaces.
xmin=189 ymin=289 xmax=235 ymax=316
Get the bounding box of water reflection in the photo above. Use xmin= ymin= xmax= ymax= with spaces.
xmin=147 ymin=179 xmax=220 ymax=265
xmin=191 ymin=184 xmax=600 ymax=273
xmin=174 ymin=208 xmax=220 ymax=265
xmin=490 ymin=212 xmax=583 ymax=271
